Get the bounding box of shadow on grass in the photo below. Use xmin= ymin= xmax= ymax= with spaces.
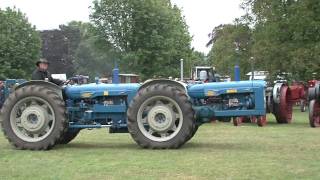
xmin=55 ymin=142 xmax=139 ymax=150
xmin=266 ymin=121 xmax=311 ymax=128
xmin=182 ymin=142 xmax=253 ymax=151
xmin=54 ymin=141 xmax=252 ymax=151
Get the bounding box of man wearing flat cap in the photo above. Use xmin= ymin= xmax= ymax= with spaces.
xmin=32 ymin=58 xmax=63 ymax=85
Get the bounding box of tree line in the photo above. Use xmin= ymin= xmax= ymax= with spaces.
xmin=0 ymin=0 xmax=204 ymax=80
xmin=207 ymin=0 xmax=320 ymax=81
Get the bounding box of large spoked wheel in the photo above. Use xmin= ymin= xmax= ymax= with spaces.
xmin=127 ymin=84 xmax=195 ymax=149
xmin=274 ymin=85 xmax=293 ymax=124
xmin=58 ymin=128 xmax=81 ymax=144
xmin=0 ymin=85 xmax=67 ymax=150
xmin=309 ymin=100 xmax=320 ymax=128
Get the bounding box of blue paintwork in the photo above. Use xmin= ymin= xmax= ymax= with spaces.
xmin=64 ymin=83 xmax=140 ymax=101
xmin=189 ymin=81 xmax=266 ymax=121
xmin=188 ymin=81 xmax=265 ymax=98
xmin=234 ymin=65 xmax=241 ymax=81
xmin=112 ymin=64 xmax=120 ymax=84
xmin=63 ymin=82 xmax=140 ymax=132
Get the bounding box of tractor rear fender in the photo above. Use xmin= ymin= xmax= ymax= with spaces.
xmin=15 ymin=80 xmax=63 ymax=98
xmin=139 ymin=79 xmax=187 ymax=93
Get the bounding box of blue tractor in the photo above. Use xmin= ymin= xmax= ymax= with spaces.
xmin=0 ymin=77 xmax=266 ymax=150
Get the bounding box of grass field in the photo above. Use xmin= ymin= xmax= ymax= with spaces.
xmin=1 ymin=109 xmax=320 ymax=180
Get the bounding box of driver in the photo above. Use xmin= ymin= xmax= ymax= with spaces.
xmin=31 ymin=58 xmax=63 ymax=86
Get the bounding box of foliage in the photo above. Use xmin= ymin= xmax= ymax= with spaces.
xmin=207 ymin=23 xmax=252 ymax=79
xmin=0 ymin=7 xmax=41 ymax=79
xmin=64 ymin=21 xmax=118 ymax=79
xmin=208 ymin=0 xmax=320 ymax=81
xmin=90 ymin=0 xmax=192 ymax=79
xmin=243 ymin=0 xmax=320 ymax=81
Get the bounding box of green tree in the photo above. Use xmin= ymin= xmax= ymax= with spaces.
xmin=242 ymin=0 xmax=320 ymax=81
xmin=190 ymin=50 xmax=208 ymax=67
xmin=207 ymin=23 xmax=252 ymax=79
xmin=0 ymin=7 xmax=41 ymax=79
xmin=90 ymin=0 xmax=192 ymax=79
xmin=64 ymin=21 xmax=118 ymax=79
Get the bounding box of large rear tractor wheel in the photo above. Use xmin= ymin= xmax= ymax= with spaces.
xmin=58 ymin=129 xmax=81 ymax=144
xmin=274 ymin=85 xmax=293 ymax=124
xmin=0 ymin=85 xmax=67 ymax=150
xmin=309 ymin=100 xmax=320 ymax=128
xmin=127 ymin=84 xmax=195 ymax=149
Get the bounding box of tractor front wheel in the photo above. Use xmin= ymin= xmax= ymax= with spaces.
xmin=0 ymin=85 xmax=67 ymax=150
xmin=57 ymin=129 xmax=81 ymax=144
xmin=127 ymin=84 xmax=195 ymax=149
xmin=185 ymin=124 xmax=199 ymax=142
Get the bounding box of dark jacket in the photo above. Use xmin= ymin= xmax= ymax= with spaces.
xmin=31 ymin=68 xmax=63 ymax=85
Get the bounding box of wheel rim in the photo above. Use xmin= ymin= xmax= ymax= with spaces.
xmin=310 ymin=100 xmax=320 ymax=127
xmin=10 ymin=96 xmax=55 ymax=142
xmin=137 ymin=96 xmax=183 ymax=142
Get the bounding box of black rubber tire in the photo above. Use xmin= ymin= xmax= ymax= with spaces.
xmin=185 ymin=124 xmax=199 ymax=142
xmin=309 ymin=100 xmax=320 ymax=128
xmin=0 ymin=85 xmax=67 ymax=150
xmin=127 ymin=84 xmax=195 ymax=149
xmin=168 ymin=85 xmax=197 ymax=143
xmin=57 ymin=129 xmax=81 ymax=144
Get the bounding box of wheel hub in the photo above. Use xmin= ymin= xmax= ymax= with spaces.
xmin=147 ymin=105 xmax=175 ymax=132
xmin=20 ymin=105 xmax=49 ymax=133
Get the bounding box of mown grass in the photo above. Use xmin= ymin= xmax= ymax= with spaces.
xmin=1 ymin=108 xmax=320 ymax=180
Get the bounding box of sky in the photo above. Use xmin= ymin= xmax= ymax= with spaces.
xmin=0 ymin=0 xmax=244 ymax=54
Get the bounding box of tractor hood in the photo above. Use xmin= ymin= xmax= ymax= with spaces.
xmin=64 ymin=83 xmax=140 ymax=100
xmin=187 ymin=80 xmax=266 ymax=99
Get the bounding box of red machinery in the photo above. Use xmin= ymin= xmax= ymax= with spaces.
xmin=233 ymin=82 xmax=308 ymax=127
xmin=270 ymin=82 xmax=307 ymax=123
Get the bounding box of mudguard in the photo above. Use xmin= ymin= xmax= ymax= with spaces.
xmin=15 ymin=80 xmax=63 ymax=97
xmin=139 ymin=79 xmax=187 ymax=92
